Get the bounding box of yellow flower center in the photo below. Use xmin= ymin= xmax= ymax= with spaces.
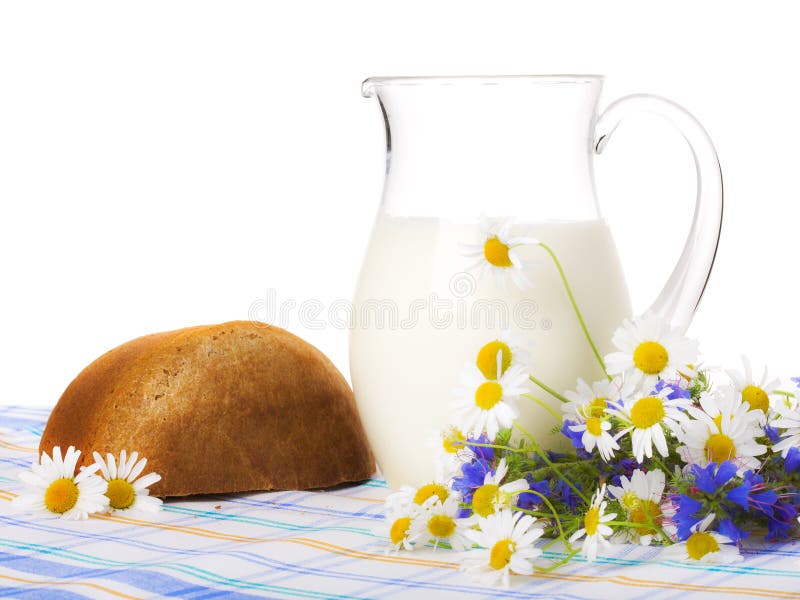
xmin=427 ymin=514 xmax=456 ymax=539
xmin=389 ymin=516 xmax=411 ymax=545
xmin=476 ymin=340 xmax=512 ymax=379
xmin=587 ymin=397 xmax=608 ymax=418
xmin=442 ymin=428 xmax=466 ymax=454
xmin=44 ymin=478 xmax=79 ymax=514
xmin=620 ymin=491 xmax=640 ymax=511
xmin=413 ymin=483 xmax=449 ymax=505
xmin=489 ymin=538 xmax=516 ymax=570
xmin=475 ymin=381 xmax=504 ymax=410
xmin=632 ymin=341 xmax=669 ymax=375
xmin=483 ymin=236 xmax=513 ymax=267
xmin=584 ymin=506 xmax=601 ymax=536
xmin=742 ymin=385 xmax=770 ymax=413
xmin=585 ymin=417 xmax=604 ymax=436
xmin=106 ymin=478 xmax=136 ymax=510
xmin=705 ymin=433 xmax=736 ymax=464
xmin=686 ymin=531 xmax=720 ymax=560
xmin=630 ymin=499 xmax=663 ymax=536
xmin=472 ymin=484 xmax=500 ymax=517
xmin=630 ymin=396 xmax=666 ymax=429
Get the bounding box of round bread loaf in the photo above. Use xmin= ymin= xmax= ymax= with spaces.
xmin=40 ymin=321 xmax=374 ymax=496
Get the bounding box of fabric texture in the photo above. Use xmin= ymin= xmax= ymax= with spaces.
xmin=1 ymin=406 xmax=798 ymax=599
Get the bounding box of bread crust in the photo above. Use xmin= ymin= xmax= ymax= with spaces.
xmin=40 ymin=321 xmax=375 ymax=497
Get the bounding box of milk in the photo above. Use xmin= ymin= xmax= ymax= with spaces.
xmin=350 ymin=216 xmax=632 ymax=488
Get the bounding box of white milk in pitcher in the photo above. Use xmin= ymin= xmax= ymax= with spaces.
xmin=350 ymin=216 xmax=632 ymax=488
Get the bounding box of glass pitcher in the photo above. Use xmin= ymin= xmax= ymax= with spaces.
xmin=350 ymin=75 xmax=722 ymax=488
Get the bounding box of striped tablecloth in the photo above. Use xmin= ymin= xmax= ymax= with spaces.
xmin=1 ymin=407 xmax=799 ymax=599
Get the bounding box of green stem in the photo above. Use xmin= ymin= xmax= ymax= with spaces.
xmin=515 ymin=422 xmax=589 ymax=504
xmin=464 ymin=441 xmax=528 ymax=454
xmin=529 ymin=374 xmax=570 ymax=404
xmin=523 ymin=393 xmax=562 ymax=421
xmin=538 ymin=242 xmax=610 ymax=380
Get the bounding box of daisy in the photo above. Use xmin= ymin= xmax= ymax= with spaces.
xmin=470 ymin=458 xmax=529 ymax=517
xmin=567 ymin=417 xmax=620 ymax=461
xmin=92 ymin=451 xmax=162 ymax=516
xmin=386 ymin=479 xmax=454 ymax=514
xmin=429 ymin=426 xmax=473 ymax=480
xmin=407 ymin=495 xmax=472 ymax=551
xmin=608 ymin=469 xmax=667 ymax=545
xmin=569 ymin=485 xmax=616 ymax=562
xmin=678 ymin=391 xmax=766 ymax=472
xmin=461 ymin=510 xmax=544 ymax=587
xmin=451 ymin=362 xmax=529 ymax=440
xmin=605 ymin=314 xmax=699 ymax=390
xmin=610 ymin=386 xmax=691 ymax=463
xmin=562 ymin=377 xmax=624 ymax=422
xmin=661 ymin=514 xmax=742 ymax=563
xmin=474 ymin=328 xmax=532 ymax=380
xmin=727 ymin=356 xmax=781 ymax=417
xmin=771 ymin=408 xmax=800 ymax=457
xmin=461 ymin=218 xmax=538 ymax=289
xmin=382 ymin=507 xmax=416 ymax=552
xmin=12 ymin=446 xmax=109 ymax=520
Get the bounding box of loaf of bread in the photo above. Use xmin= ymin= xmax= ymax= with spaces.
xmin=40 ymin=321 xmax=374 ymax=496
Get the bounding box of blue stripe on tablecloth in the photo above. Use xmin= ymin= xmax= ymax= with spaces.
xmin=0 ymin=550 xmax=270 ymax=599
xmin=0 ymin=537 xmax=589 ymax=600
xmin=0 ymin=545 xmax=362 ymax=600
xmin=0 ymin=585 xmax=92 ymax=599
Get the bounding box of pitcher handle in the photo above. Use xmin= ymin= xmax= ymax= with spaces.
xmin=594 ymin=94 xmax=723 ymax=331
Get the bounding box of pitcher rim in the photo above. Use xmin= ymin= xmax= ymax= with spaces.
xmin=362 ymin=74 xmax=603 ymax=96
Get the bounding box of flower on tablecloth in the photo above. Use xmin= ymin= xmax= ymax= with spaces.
xmin=92 ymin=450 xmax=163 ymax=516
xmin=460 ymin=509 xmax=544 ymax=587
xmin=12 ymin=446 xmax=109 ymax=520
xmin=661 ymin=514 xmax=742 ymax=563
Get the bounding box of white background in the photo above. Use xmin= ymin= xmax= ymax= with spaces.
xmin=1 ymin=1 xmax=798 ymax=408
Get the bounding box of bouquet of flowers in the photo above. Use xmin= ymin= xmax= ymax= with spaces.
xmin=380 ymin=221 xmax=800 ymax=587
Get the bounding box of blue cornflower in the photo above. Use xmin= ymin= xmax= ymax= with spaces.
xmin=517 ymin=477 xmax=551 ymax=510
xmin=692 ymin=461 xmax=738 ymax=494
xmin=673 ymin=494 xmax=706 ymax=540
xmin=560 ymin=421 xmax=591 ymax=459
xmin=655 ymin=378 xmax=691 ymax=401
xmin=604 ymin=457 xmax=638 ymax=487
xmin=555 ymin=479 xmax=582 ymax=513
xmin=764 ymin=423 xmax=782 ymax=445
xmin=785 ymin=447 xmax=800 ymax=474
xmin=451 ymin=458 xmax=493 ymax=504
xmin=767 ymin=502 xmax=798 ymax=540
xmin=464 ymin=434 xmax=494 ymax=462
xmin=718 ymin=517 xmax=749 ymax=542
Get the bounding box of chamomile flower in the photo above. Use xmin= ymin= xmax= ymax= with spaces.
xmin=771 ymin=408 xmax=800 ymax=457
xmin=12 ymin=446 xmax=109 ymax=520
xmin=727 ymin=356 xmax=781 ymax=417
xmin=568 ymin=417 xmax=620 ymax=462
xmin=562 ymin=378 xmax=623 ymax=422
xmin=386 ymin=479 xmax=454 ymax=515
xmin=382 ymin=508 xmax=416 ymax=552
xmin=92 ymin=451 xmax=162 ymax=516
xmin=474 ymin=329 xmax=532 ymax=380
xmin=470 ymin=458 xmax=529 ymax=517
xmin=429 ymin=426 xmax=473 ymax=479
xmin=610 ymin=386 xmax=691 ymax=463
xmin=678 ymin=391 xmax=766 ymax=472
xmin=461 ymin=218 xmax=538 ymax=289
xmin=605 ymin=314 xmax=699 ymax=390
xmin=408 ymin=495 xmax=472 ymax=551
xmin=569 ymin=485 xmax=616 ymax=562
xmin=461 ymin=510 xmax=544 ymax=587
xmin=608 ymin=469 xmax=667 ymax=545
xmin=451 ymin=362 xmax=528 ymax=440
xmin=661 ymin=514 xmax=742 ymax=563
